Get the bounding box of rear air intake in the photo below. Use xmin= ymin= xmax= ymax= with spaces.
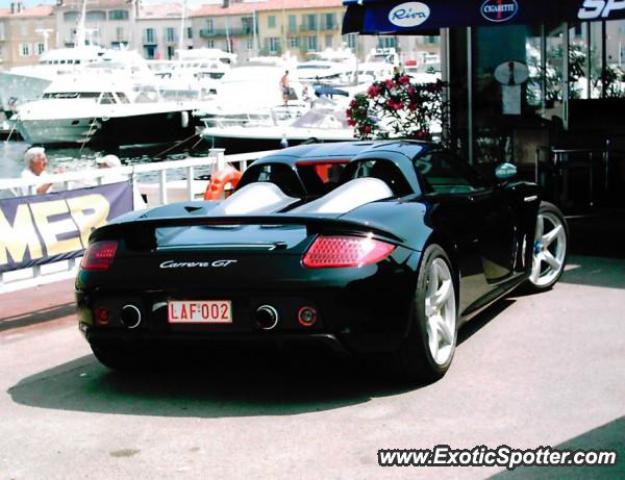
xmin=302 ymin=235 xmax=395 ymax=269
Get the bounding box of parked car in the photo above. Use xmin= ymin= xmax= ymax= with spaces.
xmin=76 ymin=141 xmax=568 ymax=382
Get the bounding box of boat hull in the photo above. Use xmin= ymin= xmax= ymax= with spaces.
xmin=202 ymin=128 xmax=355 ymax=154
xmin=17 ymin=110 xmax=198 ymax=147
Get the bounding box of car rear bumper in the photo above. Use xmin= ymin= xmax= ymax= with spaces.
xmin=76 ymin=248 xmax=422 ymax=354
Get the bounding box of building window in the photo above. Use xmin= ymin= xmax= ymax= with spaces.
xmin=206 ymin=39 xmax=214 ymax=48
xmin=377 ymin=36 xmax=396 ymax=49
xmin=345 ymin=33 xmax=357 ymax=50
xmin=268 ymin=37 xmax=280 ymax=54
xmin=246 ymin=37 xmax=254 ymax=50
xmin=37 ymin=43 xmax=45 ymax=55
xmin=86 ymin=11 xmax=106 ymax=22
xmin=108 ymin=10 xmax=129 ymax=21
xmin=64 ymin=11 xmax=79 ymax=22
xmin=268 ymin=15 xmax=276 ymax=29
xmin=187 ymin=27 xmax=193 ymax=39
xmin=166 ymin=27 xmax=176 ymax=43
xmin=20 ymin=43 xmax=30 ymax=57
xmin=288 ymin=36 xmax=299 ymax=48
xmin=167 ymin=45 xmax=175 ymax=59
xmin=303 ymin=14 xmax=317 ymax=31
xmin=206 ymin=19 xmax=214 ymax=33
xmin=288 ymin=14 xmax=297 ymax=33
xmin=145 ymin=28 xmax=155 ymax=44
xmin=306 ymin=35 xmax=317 ymax=51
xmin=323 ymin=13 xmax=337 ymax=30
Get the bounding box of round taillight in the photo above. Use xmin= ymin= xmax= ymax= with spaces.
xmin=298 ymin=306 xmax=318 ymax=327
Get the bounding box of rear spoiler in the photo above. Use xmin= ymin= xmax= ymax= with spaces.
xmin=91 ymin=215 xmax=403 ymax=250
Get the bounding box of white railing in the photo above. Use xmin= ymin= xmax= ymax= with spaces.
xmin=0 ymin=148 xmax=277 ymax=292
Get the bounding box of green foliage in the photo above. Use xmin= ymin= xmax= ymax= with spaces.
xmin=346 ymin=72 xmax=450 ymax=143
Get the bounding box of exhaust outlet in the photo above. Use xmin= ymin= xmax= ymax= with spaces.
xmin=256 ymin=305 xmax=279 ymax=330
xmin=121 ymin=305 xmax=142 ymax=329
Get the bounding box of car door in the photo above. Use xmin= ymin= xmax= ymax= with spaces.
xmin=415 ymin=151 xmax=519 ymax=313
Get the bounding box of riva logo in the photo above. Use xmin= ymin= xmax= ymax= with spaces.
xmin=578 ymin=0 xmax=625 ymax=20
xmin=481 ymin=0 xmax=519 ymax=23
xmin=159 ymin=259 xmax=238 ymax=269
xmin=388 ymin=2 xmax=431 ymax=28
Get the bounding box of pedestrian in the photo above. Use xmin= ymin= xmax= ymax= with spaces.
xmin=280 ymin=70 xmax=290 ymax=106
xmin=96 ymin=154 xmax=146 ymax=210
xmin=18 ymin=147 xmax=52 ymax=196
xmin=96 ymin=154 xmax=122 ymax=169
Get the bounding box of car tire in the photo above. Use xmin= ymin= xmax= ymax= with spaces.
xmin=91 ymin=343 xmax=144 ymax=372
xmin=394 ymin=244 xmax=458 ymax=383
xmin=525 ymin=201 xmax=568 ymax=292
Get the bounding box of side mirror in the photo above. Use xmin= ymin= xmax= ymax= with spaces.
xmin=495 ymin=163 xmax=517 ymax=182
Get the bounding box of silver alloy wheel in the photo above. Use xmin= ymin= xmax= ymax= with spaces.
xmin=424 ymin=258 xmax=456 ymax=366
xmin=530 ymin=211 xmax=567 ymax=287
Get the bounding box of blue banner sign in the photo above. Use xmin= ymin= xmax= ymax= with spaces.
xmin=0 ymin=182 xmax=132 ymax=274
xmin=343 ymin=0 xmax=625 ymax=34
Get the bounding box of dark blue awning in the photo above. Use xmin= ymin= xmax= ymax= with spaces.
xmin=342 ymin=0 xmax=625 ymax=35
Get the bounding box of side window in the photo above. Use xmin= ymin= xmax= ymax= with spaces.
xmin=237 ymin=163 xmax=304 ymax=198
xmin=99 ymin=92 xmax=117 ymax=104
xmin=415 ymin=152 xmax=485 ymax=194
xmin=115 ymin=92 xmax=130 ymax=104
xmin=344 ymin=159 xmax=412 ymax=197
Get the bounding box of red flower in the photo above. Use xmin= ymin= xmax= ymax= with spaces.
xmin=408 ymin=86 xmax=416 ymax=97
xmin=399 ymin=75 xmax=410 ymax=85
xmin=367 ymin=85 xmax=381 ymax=98
xmin=385 ymin=79 xmax=395 ymax=90
xmin=386 ymin=99 xmax=404 ymax=111
xmin=408 ymin=102 xmax=417 ymax=111
xmin=414 ymin=130 xmax=429 ymax=140
xmin=362 ymin=125 xmax=372 ymax=134
xmin=347 ymin=119 xmax=356 ymax=127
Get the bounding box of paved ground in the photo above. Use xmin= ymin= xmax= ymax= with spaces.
xmin=0 ymin=255 xmax=624 ymax=480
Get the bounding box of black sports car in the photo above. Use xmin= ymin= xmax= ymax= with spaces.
xmin=76 ymin=141 xmax=568 ymax=381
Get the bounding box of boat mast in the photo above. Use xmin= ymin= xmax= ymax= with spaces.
xmin=178 ymin=0 xmax=188 ymax=52
xmin=75 ymin=0 xmax=88 ymax=47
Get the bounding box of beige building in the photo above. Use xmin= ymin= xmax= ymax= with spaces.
xmin=190 ymin=0 xmax=346 ymax=62
xmin=0 ymin=3 xmax=57 ymax=69
xmin=190 ymin=2 xmax=259 ymax=62
xmin=55 ymin=0 xmax=137 ymax=49
xmin=137 ymin=3 xmax=193 ymax=60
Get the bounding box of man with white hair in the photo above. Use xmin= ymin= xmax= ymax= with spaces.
xmin=20 ymin=147 xmax=52 ymax=196
xmin=96 ymin=154 xmax=122 ymax=169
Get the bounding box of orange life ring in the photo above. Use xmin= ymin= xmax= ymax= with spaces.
xmin=204 ymin=166 xmax=243 ymax=200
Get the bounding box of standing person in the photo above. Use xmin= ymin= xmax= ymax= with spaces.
xmin=96 ymin=154 xmax=146 ymax=210
xmin=280 ymin=70 xmax=290 ymax=106
xmin=18 ymin=147 xmax=52 ymax=196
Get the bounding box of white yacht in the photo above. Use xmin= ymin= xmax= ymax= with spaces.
xmin=296 ymin=47 xmax=358 ymax=85
xmin=0 ymin=46 xmax=108 ymax=112
xmin=15 ymin=74 xmax=198 ymax=147
xmin=356 ymin=48 xmax=401 ymax=82
xmin=193 ymin=64 xmax=308 ymax=128
xmin=201 ymin=101 xmax=354 ymax=154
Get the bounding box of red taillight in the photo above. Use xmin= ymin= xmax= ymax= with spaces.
xmin=302 ymin=235 xmax=395 ymax=269
xmin=80 ymin=241 xmax=118 ymax=271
